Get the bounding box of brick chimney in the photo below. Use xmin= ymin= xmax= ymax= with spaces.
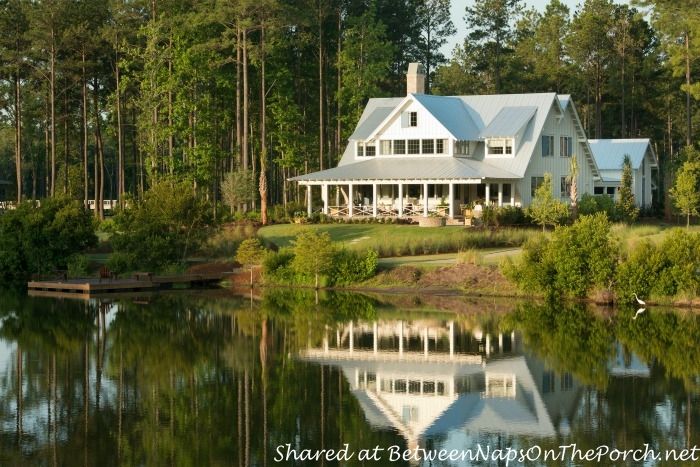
xmin=406 ymin=63 xmax=425 ymax=95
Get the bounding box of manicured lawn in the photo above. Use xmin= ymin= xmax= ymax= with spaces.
xmin=258 ymin=223 xmax=537 ymax=257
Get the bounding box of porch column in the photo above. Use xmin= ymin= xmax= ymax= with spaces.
xmin=399 ymin=321 xmax=404 ymax=357
xmin=306 ymin=185 xmax=312 ymax=216
xmin=448 ymin=183 xmax=455 ymax=218
xmin=485 ymin=334 xmax=491 ymax=356
xmin=348 ymin=183 xmax=354 ymax=217
xmin=372 ymin=183 xmax=378 ymax=217
xmin=510 ymin=183 xmax=515 ymax=206
xmin=485 ymin=183 xmax=490 ymax=205
xmin=423 ymin=183 xmax=429 ymax=217
xmin=498 ymin=183 xmax=503 ymax=207
xmin=423 ymin=327 xmax=429 ymax=358
xmin=322 ymin=183 xmax=329 ymax=214
xmin=449 ymin=321 xmax=454 ymax=359
xmin=398 ymin=183 xmax=404 ymax=217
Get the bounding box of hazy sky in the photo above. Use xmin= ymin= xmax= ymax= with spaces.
xmin=445 ymin=0 xmax=631 ymax=55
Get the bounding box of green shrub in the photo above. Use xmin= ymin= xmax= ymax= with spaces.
xmin=579 ymin=193 xmax=617 ymax=220
xmin=662 ymin=229 xmax=700 ymax=296
xmin=0 ymin=197 xmax=97 ymax=282
xmin=615 ymin=241 xmax=675 ymax=301
xmin=329 ymin=249 xmax=379 ymax=285
xmin=502 ymin=213 xmax=618 ymax=298
xmin=67 ymin=254 xmax=90 ymax=278
xmin=110 ymin=179 xmax=214 ymax=272
xmin=262 ymin=249 xmax=299 ymax=284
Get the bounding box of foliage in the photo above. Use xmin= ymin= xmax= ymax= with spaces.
xmin=481 ymin=205 xmax=529 ymax=227
xmin=221 ymin=168 xmax=256 ymax=214
xmin=108 ymin=179 xmax=214 ymax=273
xmin=527 ymin=173 xmax=569 ymax=231
xmin=328 ymin=249 xmax=379 ymax=286
xmin=0 ymin=197 xmax=97 ymax=282
xmin=616 ymin=154 xmax=640 ymax=223
xmin=503 ymin=213 xmax=618 ymax=298
xmin=411 ymin=0 xmax=455 ymax=91
xmin=291 ymin=230 xmax=335 ymax=288
xmin=670 ymin=160 xmax=700 ymax=228
xmin=66 ymin=254 xmax=89 ymax=278
xmin=578 ymin=193 xmax=617 ymax=219
xmin=235 ymin=238 xmax=267 ymax=268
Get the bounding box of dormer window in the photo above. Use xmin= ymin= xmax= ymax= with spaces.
xmin=356 ymin=141 xmax=376 ymax=157
xmin=401 ymin=111 xmax=418 ymax=128
xmin=486 ymin=138 xmax=514 ymax=156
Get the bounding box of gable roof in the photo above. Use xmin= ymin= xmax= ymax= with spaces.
xmin=411 ymin=94 xmax=480 ymax=140
xmin=335 ymin=92 xmax=600 ymax=179
xmin=589 ymin=139 xmax=656 ymax=170
xmin=479 ymin=106 xmax=537 ymax=138
xmin=349 ymin=98 xmax=403 ymax=140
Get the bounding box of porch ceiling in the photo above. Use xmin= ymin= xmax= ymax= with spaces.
xmin=290 ymin=157 xmax=520 ymax=183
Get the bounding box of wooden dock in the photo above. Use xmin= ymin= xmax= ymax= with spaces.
xmin=27 ymin=272 xmax=229 ymax=299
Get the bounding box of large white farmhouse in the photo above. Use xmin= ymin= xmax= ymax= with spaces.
xmin=293 ymin=63 xmax=655 ymax=218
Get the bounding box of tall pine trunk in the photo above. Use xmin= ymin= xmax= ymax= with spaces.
xmin=50 ymin=34 xmax=57 ymax=196
xmin=259 ymin=24 xmax=268 ymax=225
xmin=82 ymin=50 xmax=88 ymax=207
xmin=116 ymin=49 xmax=125 ymax=204
xmin=14 ymin=70 xmax=21 ymax=203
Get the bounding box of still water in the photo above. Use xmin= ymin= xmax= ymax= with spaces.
xmin=0 ymin=288 xmax=699 ymax=466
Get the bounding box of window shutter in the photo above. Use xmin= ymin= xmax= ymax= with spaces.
xmin=401 ymin=112 xmax=408 ymax=128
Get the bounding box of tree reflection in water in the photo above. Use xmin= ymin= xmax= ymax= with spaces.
xmin=0 ymin=290 xmax=699 ymax=466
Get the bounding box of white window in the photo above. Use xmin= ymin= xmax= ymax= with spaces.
xmin=594 ymin=187 xmax=604 ymax=195
xmin=365 ymin=144 xmax=376 ymax=157
xmin=436 ymin=139 xmax=447 ymax=154
xmin=487 ymin=138 xmax=513 ymax=156
xmin=357 ymin=142 xmax=364 ymax=157
xmin=380 ymin=140 xmax=392 ymax=155
xmin=421 ymin=139 xmax=434 ymax=154
xmin=455 ymin=140 xmax=470 ymax=155
xmin=542 ymin=135 xmax=554 ymax=157
xmin=560 ymin=136 xmax=572 ymax=157
xmin=409 ymin=111 xmax=417 ymax=127
xmin=407 ymin=139 xmax=420 ymax=154
xmin=394 ymin=140 xmax=406 ymax=154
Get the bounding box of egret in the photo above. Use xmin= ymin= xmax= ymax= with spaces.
xmin=633 ymin=293 xmax=646 ymax=306
xmin=633 ymin=308 xmax=646 ymax=320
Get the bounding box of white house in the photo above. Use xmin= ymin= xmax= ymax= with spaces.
xmin=589 ymin=138 xmax=658 ymax=208
xmin=292 ymin=63 xmax=604 ymax=218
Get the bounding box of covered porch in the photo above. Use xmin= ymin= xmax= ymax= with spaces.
xmin=299 ymin=180 xmax=519 ymax=219
xmin=290 ymin=157 xmax=521 ymax=219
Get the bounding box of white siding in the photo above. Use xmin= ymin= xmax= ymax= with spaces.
xmin=378 ymin=100 xmax=453 ymax=143
xmin=519 ymin=102 xmax=595 ymax=206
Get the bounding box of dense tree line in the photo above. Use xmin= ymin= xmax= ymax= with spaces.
xmin=0 ymin=0 xmax=699 ymax=222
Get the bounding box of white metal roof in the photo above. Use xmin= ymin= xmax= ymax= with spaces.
xmin=412 ymin=94 xmax=481 ymax=140
xmin=589 ymin=139 xmax=654 ymax=170
xmin=291 ymin=157 xmax=520 ymax=182
xmin=479 ymin=106 xmax=537 ymax=138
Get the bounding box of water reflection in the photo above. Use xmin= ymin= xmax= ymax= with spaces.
xmin=301 ymin=318 xmax=578 ymax=453
xmin=0 ymin=290 xmax=699 ymax=466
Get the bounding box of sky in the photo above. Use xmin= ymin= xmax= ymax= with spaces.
xmin=444 ymin=0 xmax=631 ymax=55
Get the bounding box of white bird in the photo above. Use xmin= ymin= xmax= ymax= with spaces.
xmin=633 ymin=308 xmax=646 ymax=320
xmin=633 ymin=293 xmax=646 ymax=306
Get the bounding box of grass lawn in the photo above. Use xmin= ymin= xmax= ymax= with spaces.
xmin=612 ymin=223 xmax=700 ymax=252
xmin=258 ymin=223 xmax=537 ymax=257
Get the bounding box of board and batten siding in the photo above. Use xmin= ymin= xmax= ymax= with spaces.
xmin=519 ymin=102 xmax=596 ymax=206
xmin=375 ymin=101 xmax=453 ymax=148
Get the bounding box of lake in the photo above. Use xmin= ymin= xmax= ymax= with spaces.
xmin=0 ymin=288 xmax=699 ymax=466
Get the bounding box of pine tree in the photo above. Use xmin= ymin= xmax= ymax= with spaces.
xmin=617 ymin=154 xmax=639 ymax=223
xmin=413 ymin=0 xmax=455 ymax=93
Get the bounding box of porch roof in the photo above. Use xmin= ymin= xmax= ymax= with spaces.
xmin=290 ymin=157 xmax=520 ymax=183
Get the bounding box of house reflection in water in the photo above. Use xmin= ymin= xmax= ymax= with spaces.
xmin=300 ymin=319 xmax=581 ymax=450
